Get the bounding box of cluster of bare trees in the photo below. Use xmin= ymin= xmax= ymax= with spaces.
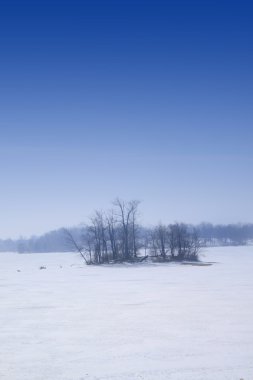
xmin=148 ymin=223 xmax=200 ymax=261
xmin=66 ymin=199 xmax=142 ymax=264
xmin=65 ymin=199 xmax=201 ymax=265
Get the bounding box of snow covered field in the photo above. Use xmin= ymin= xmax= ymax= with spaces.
xmin=0 ymin=246 xmax=253 ymax=380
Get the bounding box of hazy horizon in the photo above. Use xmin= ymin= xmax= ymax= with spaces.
xmin=1 ymin=210 xmax=253 ymax=241
xmin=1 ymin=1 xmax=252 ymax=239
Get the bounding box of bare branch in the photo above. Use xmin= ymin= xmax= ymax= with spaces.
xmin=63 ymin=228 xmax=88 ymax=264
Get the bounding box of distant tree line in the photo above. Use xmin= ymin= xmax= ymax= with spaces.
xmin=0 ymin=229 xmax=71 ymax=253
xmin=196 ymin=222 xmax=253 ymax=246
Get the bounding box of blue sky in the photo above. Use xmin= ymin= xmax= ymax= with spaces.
xmin=0 ymin=0 xmax=253 ymax=238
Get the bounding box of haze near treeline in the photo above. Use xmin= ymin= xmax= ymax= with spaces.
xmin=0 ymin=1 xmax=252 ymax=238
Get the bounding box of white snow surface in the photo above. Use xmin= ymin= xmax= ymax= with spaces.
xmin=0 ymin=246 xmax=253 ymax=380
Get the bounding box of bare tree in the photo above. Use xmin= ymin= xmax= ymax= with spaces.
xmin=88 ymin=210 xmax=109 ymax=264
xmin=168 ymin=223 xmax=177 ymax=259
xmin=151 ymin=224 xmax=169 ymax=259
xmin=113 ymin=198 xmax=140 ymax=260
xmin=106 ymin=209 xmax=119 ymax=261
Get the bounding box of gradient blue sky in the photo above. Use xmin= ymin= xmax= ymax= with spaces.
xmin=0 ymin=0 xmax=252 ymax=238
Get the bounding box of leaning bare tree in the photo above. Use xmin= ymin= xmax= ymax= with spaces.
xmin=63 ymin=228 xmax=88 ymax=264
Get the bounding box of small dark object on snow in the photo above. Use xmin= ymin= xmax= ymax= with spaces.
xmin=39 ymin=266 xmax=46 ymax=270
